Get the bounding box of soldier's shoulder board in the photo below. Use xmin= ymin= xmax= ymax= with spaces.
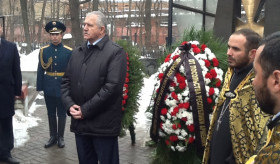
xmin=63 ymin=45 xmax=73 ymax=51
xmin=40 ymin=45 xmax=50 ymax=51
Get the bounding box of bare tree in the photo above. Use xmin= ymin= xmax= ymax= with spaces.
xmin=8 ymin=0 xmax=16 ymax=41
xmin=92 ymin=0 xmax=99 ymax=11
xmin=135 ymin=0 xmax=145 ymax=47
xmin=20 ymin=0 xmax=32 ymax=53
xmin=126 ymin=0 xmax=132 ymax=39
xmin=68 ymin=0 xmax=90 ymax=47
xmin=56 ymin=0 xmax=60 ymax=20
xmin=144 ymin=0 xmax=152 ymax=49
xmin=37 ymin=0 xmax=47 ymax=43
xmin=30 ymin=0 xmax=36 ymax=44
xmin=154 ymin=0 xmax=161 ymax=46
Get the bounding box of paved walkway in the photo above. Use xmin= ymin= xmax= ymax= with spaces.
xmin=5 ymin=88 xmax=154 ymax=164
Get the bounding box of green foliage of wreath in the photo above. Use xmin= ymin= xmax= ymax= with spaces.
xmin=161 ymin=27 xmax=228 ymax=73
xmin=116 ymin=40 xmax=145 ymax=137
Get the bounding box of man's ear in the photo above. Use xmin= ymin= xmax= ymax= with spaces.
xmin=249 ymin=49 xmax=257 ymax=60
xmin=272 ymin=70 xmax=280 ymax=92
xmin=100 ymin=26 xmax=105 ymax=34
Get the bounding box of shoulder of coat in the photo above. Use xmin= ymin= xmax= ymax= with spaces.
xmin=112 ymin=42 xmax=122 ymax=49
xmin=40 ymin=45 xmax=50 ymax=51
xmin=63 ymin=45 xmax=73 ymax=51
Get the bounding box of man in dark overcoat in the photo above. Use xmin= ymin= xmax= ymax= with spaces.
xmin=0 ymin=24 xmax=22 ymax=164
xmin=61 ymin=11 xmax=127 ymax=164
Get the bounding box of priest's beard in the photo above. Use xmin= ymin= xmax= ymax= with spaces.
xmin=255 ymin=81 xmax=275 ymax=115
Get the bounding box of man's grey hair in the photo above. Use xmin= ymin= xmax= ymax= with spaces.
xmin=86 ymin=11 xmax=107 ymax=33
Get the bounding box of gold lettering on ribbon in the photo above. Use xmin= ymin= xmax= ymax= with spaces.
xmin=152 ymin=58 xmax=182 ymax=134
xmin=189 ymin=59 xmax=207 ymax=146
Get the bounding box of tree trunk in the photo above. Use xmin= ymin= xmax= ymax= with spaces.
xmin=52 ymin=0 xmax=55 ymax=19
xmin=144 ymin=0 xmax=152 ymax=49
xmin=30 ymin=0 xmax=36 ymax=44
xmin=92 ymin=0 xmax=99 ymax=11
xmin=8 ymin=0 xmax=15 ymax=41
xmin=69 ymin=0 xmax=83 ymax=47
xmin=56 ymin=0 xmax=60 ymax=20
xmin=20 ymin=0 xmax=32 ymax=54
xmin=38 ymin=0 xmax=47 ymax=43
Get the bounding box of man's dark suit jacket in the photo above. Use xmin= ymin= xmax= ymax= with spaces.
xmin=0 ymin=38 xmax=22 ymax=118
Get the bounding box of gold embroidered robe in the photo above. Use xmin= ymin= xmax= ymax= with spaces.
xmin=202 ymin=68 xmax=270 ymax=164
xmin=249 ymin=120 xmax=280 ymax=164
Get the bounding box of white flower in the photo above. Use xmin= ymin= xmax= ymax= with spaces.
xmin=176 ymin=145 xmax=187 ymax=152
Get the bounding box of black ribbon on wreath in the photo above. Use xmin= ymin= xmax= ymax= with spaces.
xmin=180 ymin=43 xmax=210 ymax=155
xmin=150 ymin=43 xmax=210 ymax=156
xmin=150 ymin=50 xmax=184 ymax=142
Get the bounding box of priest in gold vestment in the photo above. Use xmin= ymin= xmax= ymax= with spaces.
xmin=203 ymin=29 xmax=270 ymax=164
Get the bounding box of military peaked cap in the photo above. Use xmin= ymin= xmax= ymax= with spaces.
xmin=45 ymin=21 xmax=66 ymax=34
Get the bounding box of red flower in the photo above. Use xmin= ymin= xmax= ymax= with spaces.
xmin=215 ymin=79 xmax=221 ymax=87
xmin=201 ymin=44 xmax=207 ymax=51
xmin=161 ymin=108 xmax=168 ymax=115
xmin=188 ymin=136 xmax=195 ymax=143
xmin=160 ymin=122 xmax=163 ymax=129
xmin=210 ymin=69 xmax=217 ymax=78
xmin=177 ymin=123 xmax=181 ymax=129
xmin=171 ymin=92 xmax=178 ymax=100
xmin=166 ymin=53 xmax=172 ymax=58
xmin=124 ymin=84 xmax=128 ymax=88
xmin=181 ymin=117 xmax=188 ymax=122
xmin=209 ymin=88 xmax=215 ymax=96
xmin=172 ymin=124 xmax=177 ymax=130
xmin=170 ymin=81 xmax=176 ymax=87
xmin=126 ymin=72 xmax=129 ymax=77
xmin=122 ymin=107 xmax=125 ymax=111
xmin=181 ymin=41 xmax=188 ymax=45
xmin=193 ymin=47 xmax=201 ymax=54
xmin=158 ymin=73 xmax=164 ymax=80
xmin=173 ymin=106 xmax=179 ymax=114
xmin=123 ymin=95 xmax=128 ymax=100
xmin=124 ymin=89 xmax=128 ymax=93
xmin=183 ymin=102 xmax=190 ymax=109
xmin=164 ymin=57 xmax=170 ymax=63
xmin=173 ymin=55 xmax=180 ymax=60
xmin=171 ymin=111 xmax=176 ymax=116
xmin=212 ymin=58 xmax=219 ymax=67
xmin=204 ymin=60 xmax=211 ymax=68
xmin=207 ymin=97 xmax=213 ymax=104
xmin=122 ymin=100 xmax=126 ymax=105
xmin=165 ymin=139 xmax=170 ymax=145
xmin=169 ymin=135 xmax=178 ymax=142
xmin=205 ymin=73 xmax=213 ymax=79
xmin=179 ymin=82 xmax=186 ymax=90
xmin=125 ymin=78 xmax=129 ymax=83
xmin=191 ymin=44 xmax=198 ymax=49
xmin=187 ymin=124 xmax=195 ymax=132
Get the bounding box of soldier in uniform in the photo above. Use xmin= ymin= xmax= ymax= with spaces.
xmin=36 ymin=21 xmax=72 ymax=148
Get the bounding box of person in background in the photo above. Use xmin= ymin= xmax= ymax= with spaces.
xmin=0 ymin=24 xmax=22 ymax=164
xmin=61 ymin=11 xmax=127 ymax=164
xmin=202 ymin=29 xmax=270 ymax=164
xmin=36 ymin=21 xmax=72 ymax=148
xmin=246 ymin=34 xmax=280 ymax=164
